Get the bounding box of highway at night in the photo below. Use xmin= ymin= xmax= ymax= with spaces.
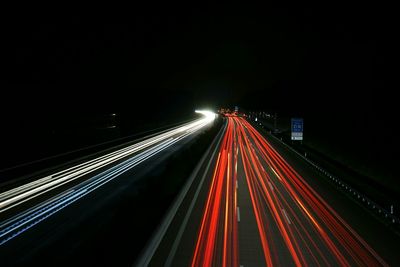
xmin=0 ymin=111 xmax=216 ymax=266
xmin=141 ymin=115 xmax=398 ymax=266
xmin=3 ymin=6 xmax=397 ymax=267
xmin=1 ymin=113 xmax=399 ymax=266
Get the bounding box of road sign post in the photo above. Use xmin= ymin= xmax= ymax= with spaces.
xmin=291 ymin=118 xmax=303 ymax=141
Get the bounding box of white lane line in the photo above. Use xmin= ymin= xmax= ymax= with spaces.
xmin=271 ymin=168 xmax=282 ymax=181
xmin=237 ymin=207 xmax=241 ymax=222
xmin=282 ymin=208 xmax=291 ymax=225
xmin=268 ymin=181 xmax=274 ymax=191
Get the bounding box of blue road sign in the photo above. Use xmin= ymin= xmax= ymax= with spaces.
xmin=291 ymin=118 xmax=303 ymax=140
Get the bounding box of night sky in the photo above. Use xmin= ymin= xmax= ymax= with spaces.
xmin=2 ymin=5 xmax=396 ymax=186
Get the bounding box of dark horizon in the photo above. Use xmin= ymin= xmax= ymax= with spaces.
xmin=2 ymin=5 xmax=396 ymax=187
xmin=1 ymin=5 xmax=399 ymax=266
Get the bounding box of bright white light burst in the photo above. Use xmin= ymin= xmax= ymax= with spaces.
xmin=195 ymin=110 xmax=217 ymax=122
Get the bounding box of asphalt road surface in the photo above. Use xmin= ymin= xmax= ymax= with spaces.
xmin=144 ymin=116 xmax=399 ymax=266
xmin=2 ymin=113 xmax=398 ymax=266
xmin=0 ymin=112 xmax=216 ymax=266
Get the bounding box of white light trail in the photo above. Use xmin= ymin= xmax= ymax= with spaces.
xmin=0 ymin=111 xmax=215 ymax=245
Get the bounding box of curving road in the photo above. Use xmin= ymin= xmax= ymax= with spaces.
xmin=144 ymin=116 xmax=396 ymax=266
xmin=0 ymin=111 xmax=215 ymax=249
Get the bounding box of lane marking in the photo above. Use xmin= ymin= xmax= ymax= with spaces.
xmin=160 ymin=122 xmax=228 ymax=267
xmin=271 ymin=168 xmax=282 ymax=181
xmin=236 ymin=180 xmax=238 ymax=189
xmin=268 ymin=181 xmax=274 ymax=191
xmin=237 ymin=207 xmax=241 ymax=222
xmin=282 ymin=208 xmax=291 ymax=225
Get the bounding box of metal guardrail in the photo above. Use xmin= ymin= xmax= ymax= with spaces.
xmin=253 ymin=122 xmax=400 ymax=229
xmin=269 ymin=131 xmax=399 ymax=226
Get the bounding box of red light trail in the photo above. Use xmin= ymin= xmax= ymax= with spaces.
xmin=191 ymin=119 xmax=239 ymax=267
xmin=191 ymin=116 xmax=387 ymax=266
